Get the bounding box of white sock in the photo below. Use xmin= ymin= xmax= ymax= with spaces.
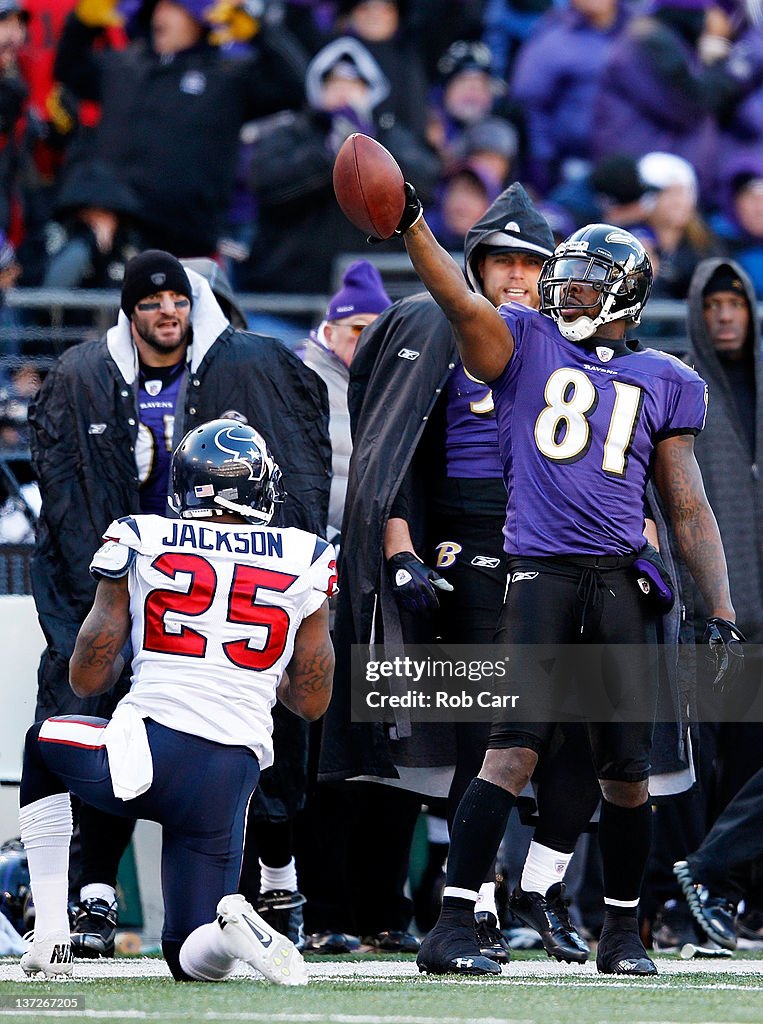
xmin=19 ymin=794 xmax=73 ymax=939
xmin=442 ymin=886 xmax=479 ymax=903
xmin=80 ymin=883 xmax=117 ymax=906
xmin=474 ymin=881 xmax=498 ymax=918
xmin=520 ymin=841 xmax=573 ymax=896
xmin=260 ymin=858 xmax=297 ymax=893
xmin=179 ymin=922 xmax=238 ymax=981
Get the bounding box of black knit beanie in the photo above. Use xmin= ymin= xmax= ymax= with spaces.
xmin=703 ymin=266 xmax=746 ymax=299
xmin=121 ymin=250 xmax=193 ymax=317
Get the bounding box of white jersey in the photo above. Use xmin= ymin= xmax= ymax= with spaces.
xmin=90 ymin=515 xmax=336 ymax=769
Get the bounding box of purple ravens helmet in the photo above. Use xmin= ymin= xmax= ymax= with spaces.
xmin=539 ymin=224 xmax=653 ymax=342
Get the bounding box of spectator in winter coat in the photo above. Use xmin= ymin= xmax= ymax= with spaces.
xmin=427 ymin=161 xmax=502 ymax=251
xmin=334 ymin=0 xmax=429 ymax=137
xmin=592 ymin=0 xmax=737 ymax=202
xmin=455 ymin=115 xmax=518 ymax=192
xmin=711 ymin=158 xmax=763 ymax=297
xmin=634 ymin=151 xmax=720 ymax=300
xmin=242 ymin=35 xmax=440 ymax=294
xmin=299 ymin=258 xmax=391 ymax=541
xmin=427 ymin=39 xmax=505 ymax=170
xmin=51 ymin=0 xmax=306 ymax=257
xmin=510 ymin=0 xmax=629 ymax=194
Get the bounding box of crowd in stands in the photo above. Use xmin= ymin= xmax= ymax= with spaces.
xmin=0 ymin=0 xmax=759 ymax=310
xmin=1 ymin=0 xmax=763 ymax=965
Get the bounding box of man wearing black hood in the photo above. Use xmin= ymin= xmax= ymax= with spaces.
xmin=319 ymin=184 xmax=596 ymax=964
xmin=684 ymin=259 xmax=763 ymax=642
xmin=668 ymin=259 xmax=763 ymax=949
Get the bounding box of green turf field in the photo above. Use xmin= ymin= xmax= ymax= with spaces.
xmin=2 ymin=951 xmax=763 ymax=1024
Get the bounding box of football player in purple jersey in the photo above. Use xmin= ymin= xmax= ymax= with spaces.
xmin=339 ymin=185 xmax=598 ymax=965
xmin=381 ymin=184 xmax=743 ymax=976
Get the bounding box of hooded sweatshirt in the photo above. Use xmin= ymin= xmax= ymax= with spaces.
xmin=319 ymin=183 xmax=555 ymax=781
xmin=684 ymin=258 xmax=763 ymax=640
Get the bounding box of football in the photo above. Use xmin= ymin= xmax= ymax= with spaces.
xmin=333 ymin=133 xmax=406 ymax=240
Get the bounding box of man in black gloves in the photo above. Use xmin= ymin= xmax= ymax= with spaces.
xmin=664 ymin=258 xmax=763 ymax=950
xmin=369 ymin=180 xmax=742 ymax=978
xmin=322 ymin=186 xmax=598 ymax=965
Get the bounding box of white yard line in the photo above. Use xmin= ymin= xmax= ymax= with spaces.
xmin=0 ymin=1016 xmax=535 ymax=1023
xmin=0 ymin=1015 xmax=757 ymax=1024
xmin=1 ymin=954 xmax=762 ymax=989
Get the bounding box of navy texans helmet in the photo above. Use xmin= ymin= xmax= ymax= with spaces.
xmin=170 ymin=419 xmax=285 ymax=525
xmin=539 ymin=223 xmax=653 ymax=342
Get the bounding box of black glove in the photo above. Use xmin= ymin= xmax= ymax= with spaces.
xmin=387 ymin=551 xmax=453 ymax=615
xmin=703 ymin=616 xmax=746 ymax=692
xmin=368 ymin=182 xmax=423 ymax=244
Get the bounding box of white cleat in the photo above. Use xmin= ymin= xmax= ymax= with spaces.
xmin=216 ymin=894 xmax=308 ymax=986
xmin=20 ymin=933 xmax=74 ymax=978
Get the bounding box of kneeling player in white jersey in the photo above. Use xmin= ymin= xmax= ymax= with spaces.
xmin=18 ymin=419 xmax=336 ymax=983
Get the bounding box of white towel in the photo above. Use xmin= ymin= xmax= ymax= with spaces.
xmin=103 ymin=704 xmax=154 ymax=801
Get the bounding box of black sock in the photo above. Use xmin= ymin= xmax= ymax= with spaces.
xmin=601 ymin=910 xmax=640 ymax=933
xmin=78 ymin=804 xmax=135 ymax=890
xmin=254 ymin=819 xmax=294 ymax=868
xmin=598 ymin=799 xmax=652 ymax=919
xmin=444 ymin=778 xmax=515 ymax=894
xmin=534 ymin=726 xmax=601 ymax=853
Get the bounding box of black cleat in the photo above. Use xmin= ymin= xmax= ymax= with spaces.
xmin=673 ymin=861 xmax=737 ymax=950
xmin=363 ymin=930 xmax=420 ymax=953
xmin=509 ymin=883 xmax=589 ymax=963
xmin=417 ymin=920 xmax=502 ymax=975
xmin=596 ymin=916 xmax=657 ymax=976
xmin=736 ymin=908 xmax=763 ymax=943
xmin=475 ymin=911 xmax=511 ymax=964
xmin=651 ymin=899 xmax=701 ymax=951
xmin=70 ymin=897 xmax=118 ymax=959
xmin=304 ymin=930 xmax=361 ymax=954
xmin=257 ymin=889 xmax=306 ymax=950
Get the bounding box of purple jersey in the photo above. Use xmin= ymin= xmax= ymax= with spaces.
xmin=136 ymin=362 xmax=185 ymax=515
xmin=444 ymin=364 xmax=503 ymax=478
xmin=491 ymin=304 xmax=708 ymax=556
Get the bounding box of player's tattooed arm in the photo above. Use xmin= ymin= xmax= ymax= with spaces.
xmin=653 ymin=433 xmax=736 ymax=621
xmin=403 ymin=216 xmax=514 ymax=383
xmin=279 ymin=604 xmax=334 ymax=721
xmin=70 ymin=576 xmax=131 ymax=697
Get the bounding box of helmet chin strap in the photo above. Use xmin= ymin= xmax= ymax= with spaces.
xmin=554 ymin=282 xmax=630 ymax=342
xmin=214 ymin=495 xmax=273 ymax=525
xmin=557 ymin=314 xmax=599 ymax=342
xmin=556 ymin=297 xmax=642 ymax=342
